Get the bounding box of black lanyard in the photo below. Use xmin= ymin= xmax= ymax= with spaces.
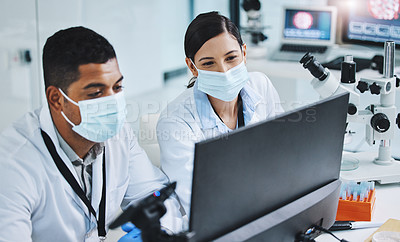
xmin=41 ymin=130 xmax=107 ymax=240
xmin=237 ymin=94 xmax=244 ymax=128
xmin=212 ymin=94 xmax=245 ymax=128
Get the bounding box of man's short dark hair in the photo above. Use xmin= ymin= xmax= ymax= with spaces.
xmin=42 ymin=26 xmax=116 ymax=92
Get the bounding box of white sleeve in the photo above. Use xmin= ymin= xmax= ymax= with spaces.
xmin=157 ymin=117 xmax=196 ymax=217
xmin=263 ymin=73 xmax=285 ymax=115
xmin=121 ymin=128 xmax=183 ymax=232
xmin=0 ymin=161 xmax=35 ymax=242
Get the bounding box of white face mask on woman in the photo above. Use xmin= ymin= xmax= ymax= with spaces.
xmin=59 ymin=88 xmax=126 ymax=142
xmin=191 ymin=59 xmax=250 ymax=102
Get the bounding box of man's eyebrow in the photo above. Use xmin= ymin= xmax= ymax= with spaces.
xmin=83 ymin=83 xmax=105 ymax=89
xmin=115 ymin=76 xmax=124 ymax=84
xmin=83 ymin=76 xmax=124 ymax=89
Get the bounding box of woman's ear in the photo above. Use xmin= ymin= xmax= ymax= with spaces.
xmin=185 ymin=57 xmax=198 ymax=77
xmin=242 ymin=43 xmax=247 ymax=64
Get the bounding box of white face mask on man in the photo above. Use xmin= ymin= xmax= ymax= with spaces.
xmin=191 ymin=59 xmax=250 ymax=102
xmin=59 ymin=88 xmax=127 ymax=142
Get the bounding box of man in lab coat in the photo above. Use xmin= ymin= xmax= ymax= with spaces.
xmin=0 ymin=26 xmax=182 ymax=241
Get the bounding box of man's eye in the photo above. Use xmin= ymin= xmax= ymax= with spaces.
xmin=114 ymin=85 xmax=124 ymax=91
xmin=202 ymin=61 xmax=214 ymax=66
xmin=88 ymin=91 xmax=102 ymax=98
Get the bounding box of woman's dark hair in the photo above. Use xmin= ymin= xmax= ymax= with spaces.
xmin=184 ymin=11 xmax=243 ymax=88
xmin=42 ymin=26 xmax=116 ymax=93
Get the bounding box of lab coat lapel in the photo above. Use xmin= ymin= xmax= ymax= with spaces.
xmin=249 ymin=111 xmax=261 ymax=125
xmin=39 ymin=105 xmax=91 ymax=219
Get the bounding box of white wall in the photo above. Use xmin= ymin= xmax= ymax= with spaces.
xmin=0 ymin=0 xmax=190 ymax=131
xmin=0 ymin=0 xmax=41 ymax=130
xmin=160 ymin=1 xmax=190 ymax=73
xmin=37 ymin=0 xmax=190 ymax=99
xmin=195 ymin=0 xmax=230 ymax=17
xmin=82 ymin=0 xmax=164 ymax=97
xmin=0 ymin=0 xmax=330 ymax=133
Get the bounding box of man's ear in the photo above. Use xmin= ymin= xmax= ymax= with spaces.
xmin=46 ymin=86 xmax=63 ymax=112
xmin=185 ymin=57 xmax=198 ymax=77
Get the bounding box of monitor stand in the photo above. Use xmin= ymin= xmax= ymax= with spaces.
xmin=209 ymin=180 xmax=341 ymax=242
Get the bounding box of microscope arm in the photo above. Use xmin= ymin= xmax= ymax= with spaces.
xmin=309 ymin=67 xmax=372 ymax=124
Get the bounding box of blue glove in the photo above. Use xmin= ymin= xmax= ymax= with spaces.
xmin=117 ymin=222 xmax=142 ymax=242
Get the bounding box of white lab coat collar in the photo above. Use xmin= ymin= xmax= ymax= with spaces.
xmin=91 ymin=151 xmax=104 ymax=221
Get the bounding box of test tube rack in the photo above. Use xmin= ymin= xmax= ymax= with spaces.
xmin=336 ymin=188 xmax=376 ymax=221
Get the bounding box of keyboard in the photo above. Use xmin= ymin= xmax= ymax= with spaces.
xmin=280 ymin=44 xmax=328 ymax=54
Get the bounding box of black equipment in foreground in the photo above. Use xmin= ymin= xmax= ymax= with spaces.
xmin=109 ymin=182 xmax=190 ymax=241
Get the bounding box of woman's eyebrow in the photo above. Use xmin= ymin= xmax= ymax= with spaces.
xmin=198 ymin=50 xmax=239 ymax=62
xmin=224 ymin=50 xmax=238 ymax=56
xmin=198 ymin=56 xmax=214 ymax=62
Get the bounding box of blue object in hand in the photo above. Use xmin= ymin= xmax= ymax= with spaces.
xmin=118 ymin=222 xmax=142 ymax=242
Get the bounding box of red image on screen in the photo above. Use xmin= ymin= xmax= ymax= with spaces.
xmin=293 ymin=11 xmax=313 ymax=29
xmin=368 ymin=0 xmax=400 ymax=20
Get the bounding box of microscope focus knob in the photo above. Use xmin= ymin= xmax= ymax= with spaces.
xmin=357 ymin=81 xmax=369 ymax=93
xmin=348 ymin=103 xmax=357 ymax=115
xmin=371 ymin=113 xmax=390 ymax=133
xmin=369 ymin=82 xmax=381 ymax=95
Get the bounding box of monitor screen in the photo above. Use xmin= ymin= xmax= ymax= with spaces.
xmin=283 ymin=8 xmax=333 ymax=40
xmin=341 ymin=0 xmax=400 ymax=45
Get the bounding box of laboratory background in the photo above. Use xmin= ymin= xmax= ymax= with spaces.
xmin=2 ymin=0 xmax=400 ymax=241
xmin=0 ymin=0 xmax=328 ymax=133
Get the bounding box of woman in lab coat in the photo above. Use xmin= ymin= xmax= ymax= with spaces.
xmin=157 ymin=11 xmax=284 ymax=217
xmin=0 ymin=27 xmax=182 ymax=241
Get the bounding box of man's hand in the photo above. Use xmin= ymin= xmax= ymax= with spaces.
xmin=117 ymin=222 xmax=142 ymax=242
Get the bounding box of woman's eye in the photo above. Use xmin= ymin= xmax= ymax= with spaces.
xmin=226 ymin=55 xmax=237 ymax=61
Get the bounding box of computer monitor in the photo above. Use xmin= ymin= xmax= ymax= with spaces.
xmin=282 ymin=6 xmax=336 ymax=43
xmin=271 ymin=5 xmax=337 ymax=62
xmin=334 ymin=0 xmax=400 ymax=46
xmin=189 ymin=93 xmax=349 ymax=242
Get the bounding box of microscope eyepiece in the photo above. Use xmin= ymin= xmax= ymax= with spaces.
xmin=341 ymin=55 xmax=356 ymax=84
xmin=300 ymin=52 xmax=328 ymax=81
xmin=242 ymin=0 xmax=261 ymax=11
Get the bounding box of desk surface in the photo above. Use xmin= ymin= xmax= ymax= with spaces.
xmin=316 ymin=183 xmax=400 ymax=241
xmin=316 ymin=152 xmax=400 ymax=241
